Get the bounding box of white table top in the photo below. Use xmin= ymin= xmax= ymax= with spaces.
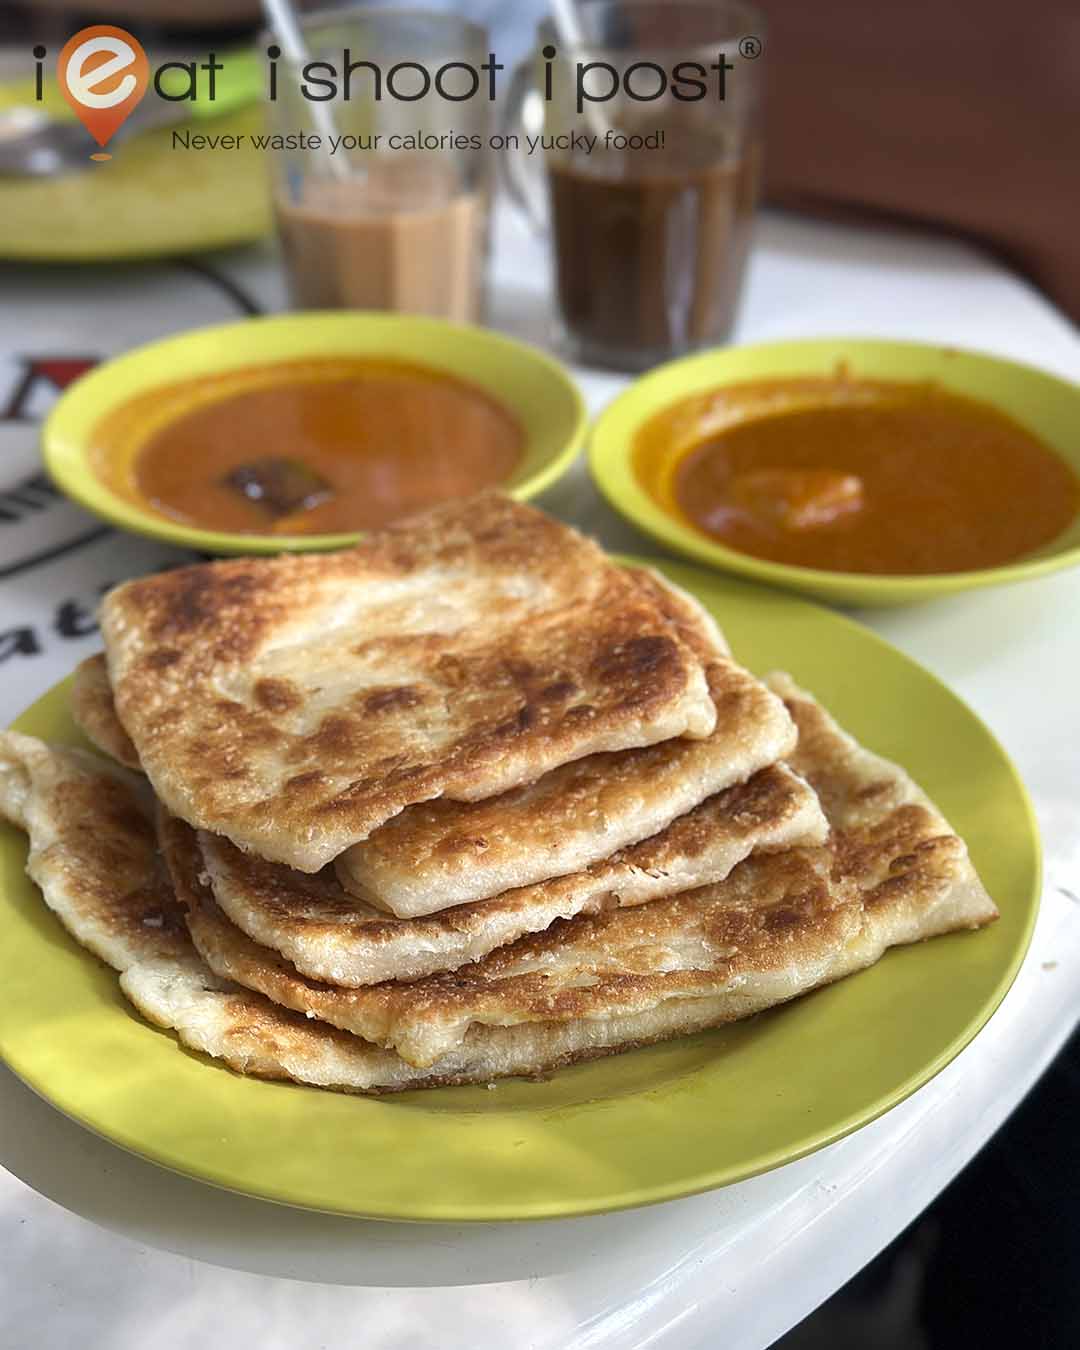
xmin=1 ymin=204 xmax=1079 ymax=1350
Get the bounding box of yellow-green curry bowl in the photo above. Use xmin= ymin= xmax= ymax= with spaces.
xmin=43 ymin=312 xmax=588 ymax=555
xmin=589 ymin=338 xmax=1080 ymax=607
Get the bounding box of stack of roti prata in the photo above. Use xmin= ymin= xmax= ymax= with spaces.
xmin=0 ymin=496 xmax=997 ymax=1093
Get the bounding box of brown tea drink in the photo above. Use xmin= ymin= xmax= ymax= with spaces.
xmin=549 ymin=139 xmax=759 ymax=370
xmin=276 ymin=159 xmax=485 ymax=322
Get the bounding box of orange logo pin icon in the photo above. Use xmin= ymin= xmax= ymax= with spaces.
xmin=57 ymin=25 xmax=149 ymax=159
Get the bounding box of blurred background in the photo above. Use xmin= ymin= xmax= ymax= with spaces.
xmin=6 ymin=0 xmax=1078 ymax=323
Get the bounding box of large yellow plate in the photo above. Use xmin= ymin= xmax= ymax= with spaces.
xmin=0 ymin=559 xmax=1039 ymax=1221
xmin=590 ymin=339 xmax=1080 ymax=607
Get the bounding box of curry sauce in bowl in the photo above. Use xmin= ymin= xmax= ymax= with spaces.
xmin=591 ymin=339 xmax=1080 ymax=606
xmin=44 ymin=314 xmax=586 ymax=554
xmin=94 ymin=358 xmax=524 ymax=538
xmin=642 ymin=376 xmax=1078 ymax=576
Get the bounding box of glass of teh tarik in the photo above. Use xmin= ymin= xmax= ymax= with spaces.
xmin=265 ymin=11 xmax=492 ymax=322
xmin=505 ymin=1 xmax=763 ymax=370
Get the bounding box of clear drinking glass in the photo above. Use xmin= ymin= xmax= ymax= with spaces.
xmin=265 ymin=10 xmax=493 ymax=322
xmin=505 ymin=0 xmax=764 ymax=371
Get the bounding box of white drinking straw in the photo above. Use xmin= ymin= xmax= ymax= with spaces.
xmin=262 ymin=0 xmax=350 ymax=180
xmin=548 ymin=0 xmax=615 ymax=140
xmin=550 ymin=0 xmax=589 ymax=48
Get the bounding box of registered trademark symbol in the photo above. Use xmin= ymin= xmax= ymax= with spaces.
xmin=739 ymin=35 xmax=763 ymax=59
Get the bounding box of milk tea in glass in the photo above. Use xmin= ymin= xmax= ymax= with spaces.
xmin=506 ymin=1 xmax=763 ymax=370
xmin=266 ymin=11 xmax=492 ymax=322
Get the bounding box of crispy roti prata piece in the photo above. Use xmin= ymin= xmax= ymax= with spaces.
xmin=173 ymin=770 xmax=821 ymax=1062
xmin=0 ymin=730 xmax=430 ymax=1091
xmin=628 ymin=565 xmax=730 ymax=661
xmin=334 ymin=571 xmax=792 ymax=916
xmin=0 ymin=731 xmax=185 ymax=969
xmin=79 ymin=565 xmax=790 ymax=920
xmin=178 ymin=676 xmax=997 ymax=1070
xmin=1 ymin=720 xmax=998 ymax=1096
xmin=74 ymin=569 xmax=730 ymax=783
xmin=124 ymin=949 xmax=811 ymax=1094
xmin=0 ymin=730 xmax=832 ymax=1095
xmin=195 ymin=762 xmax=827 ymax=987
xmin=765 ymin=672 xmax=982 ymax=840
xmin=370 ymin=672 xmax=997 ymax=1067
xmin=71 ymin=654 xmax=141 ymax=770
xmin=335 ymin=668 xmax=794 ymax=915
xmin=99 ymin=495 xmax=718 ymax=873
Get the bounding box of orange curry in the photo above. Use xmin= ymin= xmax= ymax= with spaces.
xmin=92 ymin=358 xmax=524 ymax=536
xmin=634 ymin=377 xmax=1079 ymax=575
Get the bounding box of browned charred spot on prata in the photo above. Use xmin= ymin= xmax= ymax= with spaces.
xmin=148 ymin=705 xmax=184 ymax=732
xmin=106 ymin=801 xmax=156 ymax=845
xmin=312 ymin=756 xmax=416 ymax=816
xmin=719 ymin=767 xmax=786 ymax=819
xmin=591 ymin=635 xmax=676 ymax=688
xmin=233 ymin=717 xmax=285 ymax=751
xmin=254 ymin=677 xmax=302 ymax=713
xmin=363 ymin=685 xmax=422 ymax=715
xmin=492 ymin=704 xmax=534 ymax=738
xmin=502 ymin=658 xmax=536 ymax=682
xmin=284 ymin=770 xmax=324 ymax=793
xmin=917 ymin=834 xmax=962 ymax=859
xmin=439 ymin=833 xmax=490 ymax=857
xmin=539 ymin=679 xmax=579 ymax=703
xmin=304 ymin=713 xmax=363 ymax=761
xmin=863 ymin=863 xmax=946 ymax=910
xmin=763 ymin=903 xmax=805 ymax=932
xmin=60 ymin=777 xmax=153 ymax=849
xmin=144 ymin=647 xmax=180 ymax=671
xmin=888 ymin=834 xmax=962 ymax=876
xmin=138 ymin=565 xmax=262 ymax=642
xmin=434 ymin=652 xmax=471 ymax=688
xmin=562 ymin=703 xmax=596 ymax=724
xmin=711 ymin=682 xmax=755 ymax=720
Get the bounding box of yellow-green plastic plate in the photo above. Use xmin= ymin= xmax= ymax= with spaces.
xmin=43 ymin=313 xmax=588 ymax=554
xmin=0 ymin=78 xmax=270 ymax=261
xmin=0 ymin=559 xmax=1038 ymax=1221
xmin=590 ymin=339 xmax=1080 ymax=607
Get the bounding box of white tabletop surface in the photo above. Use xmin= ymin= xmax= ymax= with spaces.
xmin=1 ymin=203 xmax=1079 ymax=1350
